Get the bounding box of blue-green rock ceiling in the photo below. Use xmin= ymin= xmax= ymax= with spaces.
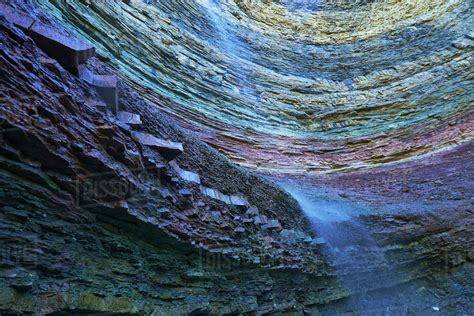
xmin=37 ymin=0 xmax=473 ymax=173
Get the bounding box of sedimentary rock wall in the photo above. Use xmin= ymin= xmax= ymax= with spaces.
xmin=0 ymin=11 xmax=324 ymax=314
xmin=0 ymin=0 xmax=472 ymax=314
xmin=32 ymin=0 xmax=474 ymax=173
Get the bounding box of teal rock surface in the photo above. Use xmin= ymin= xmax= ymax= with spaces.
xmin=32 ymin=0 xmax=474 ymax=173
xmin=0 ymin=0 xmax=472 ymax=314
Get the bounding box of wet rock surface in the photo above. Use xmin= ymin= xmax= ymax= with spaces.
xmin=0 ymin=1 xmax=472 ymax=315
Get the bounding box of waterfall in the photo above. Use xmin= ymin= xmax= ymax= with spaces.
xmin=200 ymin=0 xmax=254 ymax=97
xmin=280 ymin=182 xmax=409 ymax=311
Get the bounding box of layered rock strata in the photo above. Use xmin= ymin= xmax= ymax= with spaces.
xmin=0 ymin=1 xmax=472 ymax=315
xmin=32 ymin=0 xmax=474 ymax=173
xmin=0 ymin=15 xmax=321 ymax=314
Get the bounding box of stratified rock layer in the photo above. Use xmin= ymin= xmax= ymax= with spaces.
xmin=0 ymin=16 xmax=323 ymax=314
xmin=0 ymin=1 xmax=472 ymax=315
xmin=33 ymin=0 xmax=474 ymax=173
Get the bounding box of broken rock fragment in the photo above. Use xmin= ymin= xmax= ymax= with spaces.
xmin=261 ymin=219 xmax=282 ymax=231
xmin=254 ymin=215 xmax=268 ymax=225
xmin=117 ymin=111 xmax=142 ymax=127
xmin=245 ymin=205 xmax=259 ymax=216
xmin=133 ymin=131 xmax=183 ymax=160
xmin=169 ymin=160 xmax=201 ymax=184
xmin=28 ymin=22 xmax=95 ymax=75
xmin=200 ymin=186 xmax=248 ymax=207
xmin=279 ymin=229 xmax=306 ymax=242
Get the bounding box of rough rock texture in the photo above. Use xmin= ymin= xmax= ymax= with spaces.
xmin=33 ymin=0 xmax=474 ymax=173
xmin=0 ymin=14 xmax=325 ymax=314
xmin=0 ymin=1 xmax=472 ymax=315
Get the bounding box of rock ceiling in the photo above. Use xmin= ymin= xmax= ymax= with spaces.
xmin=37 ymin=0 xmax=473 ymax=173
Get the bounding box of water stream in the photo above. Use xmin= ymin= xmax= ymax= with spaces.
xmin=280 ymin=181 xmax=450 ymax=314
xmin=201 ymin=0 xmax=255 ymax=97
xmin=281 ymin=182 xmax=389 ymax=281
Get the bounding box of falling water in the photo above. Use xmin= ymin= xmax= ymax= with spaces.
xmin=200 ymin=0 xmax=254 ymax=97
xmin=280 ymin=182 xmax=419 ymax=314
xmin=280 ymin=183 xmax=385 ymax=276
xmin=280 ymin=182 xmax=452 ymax=314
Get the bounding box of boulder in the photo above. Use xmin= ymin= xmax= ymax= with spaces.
xmin=133 ymin=131 xmax=183 ymax=160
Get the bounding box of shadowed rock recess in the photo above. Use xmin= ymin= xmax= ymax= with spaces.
xmin=0 ymin=0 xmax=472 ymax=315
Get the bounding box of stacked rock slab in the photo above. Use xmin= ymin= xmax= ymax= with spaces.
xmin=133 ymin=131 xmax=184 ymax=161
xmin=0 ymin=4 xmax=94 ymax=76
xmin=79 ymin=68 xmax=119 ymax=112
xmin=117 ymin=111 xmax=142 ymax=127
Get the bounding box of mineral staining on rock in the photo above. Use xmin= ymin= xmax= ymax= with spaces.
xmin=36 ymin=0 xmax=473 ymax=173
xmin=0 ymin=0 xmax=473 ymax=314
xmin=0 ymin=11 xmax=326 ymax=313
